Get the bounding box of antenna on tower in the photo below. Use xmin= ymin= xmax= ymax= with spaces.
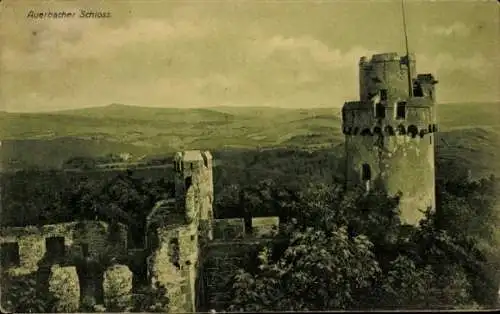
xmin=401 ymin=0 xmax=413 ymax=98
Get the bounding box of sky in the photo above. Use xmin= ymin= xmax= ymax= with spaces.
xmin=0 ymin=0 xmax=498 ymax=112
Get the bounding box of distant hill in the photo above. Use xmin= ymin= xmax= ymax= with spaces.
xmin=1 ymin=102 xmax=499 ymax=177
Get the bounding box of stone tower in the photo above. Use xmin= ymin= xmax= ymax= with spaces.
xmin=173 ymin=150 xmax=215 ymax=244
xmin=146 ymin=150 xmax=214 ymax=312
xmin=342 ymin=52 xmax=438 ymax=225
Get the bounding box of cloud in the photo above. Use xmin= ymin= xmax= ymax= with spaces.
xmin=417 ymin=52 xmax=491 ymax=75
xmin=250 ymin=35 xmax=377 ymax=69
xmin=1 ymin=17 xmax=214 ymax=72
xmin=423 ymin=22 xmax=471 ymax=37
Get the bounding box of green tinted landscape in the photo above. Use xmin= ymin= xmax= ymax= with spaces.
xmin=1 ymin=101 xmax=499 ymax=179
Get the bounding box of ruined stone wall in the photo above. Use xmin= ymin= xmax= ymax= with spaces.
xmin=147 ymin=222 xmax=199 ymax=313
xmin=0 ymin=220 xmax=128 ymax=276
xmin=173 ymin=150 xmax=214 ymax=243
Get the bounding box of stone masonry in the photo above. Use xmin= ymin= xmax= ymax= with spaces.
xmin=342 ymin=52 xmax=439 ymax=225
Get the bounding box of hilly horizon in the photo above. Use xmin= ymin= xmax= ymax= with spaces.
xmin=1 ymin=101 xmax=499 ymax=179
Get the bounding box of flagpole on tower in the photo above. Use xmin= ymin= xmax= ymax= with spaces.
xmin=401 ymin=0 xmax=413 ymax=98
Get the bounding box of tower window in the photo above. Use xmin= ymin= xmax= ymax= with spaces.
xmin=396 ymin=102 xmax=407 ymax=120
xmin=380 ymin=89 xmax=388 ymax=101
xmin=361 ymin=163 xmax=371 ymax=192
xmin=45 ymin=236 xmax=65 ymax=259
xmin=361 ymin=163 xmax=371 ymax=181
xmin=185 ymin=176 xmax=192 ymax=190
xmin=1 ymin=242 xmax=20 ymax=267
xmin=413 ymin=81 xmax=424 ymax=97
xmin=375 ymin=103 xmax=385 ymax=119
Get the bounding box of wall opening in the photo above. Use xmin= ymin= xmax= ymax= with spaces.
xmin=185 ymin=176 xmax=192 ymax=190
xmin=408 ymin=125 xmax=419 ymax=138
xmin=384 ymin=125 xmax=395 ymax=136
xmin=128 ymin=229 xmax=146 ymax=249
xmin=1 ymin=242 xmax=20 ymax=267
xmin=45 ymin=236 xmax=65 ymax=260
xmin=396 ymin=102 xmax=407 ymax=120
xmin=81 ymin=243 xmax=89 ymax=257
xmin=413 ymin=81 xmax=424 ymax=97
xmin=361 ymin=163 xmax=371 ymax=192
xmin=380 ymin=89 xmax=388 ymax=101
xmin=169 ymin=238 xmax=180 ymax=270
xmin=397 ymin=124 xmax=406 ymax=135
xmin=360 ymin=128 xmax=372 ymax=136
xmin=375 ymin=103 xmax=385 ymax=119
xmin=362 ymin=163 xmax=371 ymax=181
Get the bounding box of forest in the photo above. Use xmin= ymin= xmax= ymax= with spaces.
xmin=1 ymin=147 xmax=499 ymax=311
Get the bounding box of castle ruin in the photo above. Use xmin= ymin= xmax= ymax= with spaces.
xmin=0 ymin=150 xmax=279 ymax=312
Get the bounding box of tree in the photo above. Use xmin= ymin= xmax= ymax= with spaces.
xmin=227 ymin=225 xmax=380 ymax=311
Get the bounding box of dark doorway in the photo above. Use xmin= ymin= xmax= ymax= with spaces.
xmin=45 ymin=236 xmax=65 ymax=260
xmin=1 ymin=242 xmax=20 ymax=267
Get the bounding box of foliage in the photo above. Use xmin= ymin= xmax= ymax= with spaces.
xmin=131 ymin=282 xmax=170 ymax=312
xmin=224 ymin=163 xmax=498 ymax=310
xmin=1 ymin=169 xmax=174 ymax=229
xmin=103 ymin=265 xmax=133 ymax=312
xmin=48 ymin=265 xmax=81 ymax=312
xmin=1 ymin=272 xmax=55 ymax=313
xmin=228 ymin=226 xmax=380 ymax=311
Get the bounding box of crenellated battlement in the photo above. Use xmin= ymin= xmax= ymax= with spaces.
xmin=359 ymin=52 xmax=416 ymax=64
xmin=342 ymin=123 xmax=438 ymax=138
xmin=344 ymin=51 xmax=438 ymax=226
